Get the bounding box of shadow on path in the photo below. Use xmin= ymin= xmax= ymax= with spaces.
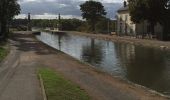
xmin=11 ymin=32 xmax=58 ymax=55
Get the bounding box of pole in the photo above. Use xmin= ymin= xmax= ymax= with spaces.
xmin=108 ymin=19 xmax=110 ymax=35
xmin=27 ymin=13 xmax=32 ymax=31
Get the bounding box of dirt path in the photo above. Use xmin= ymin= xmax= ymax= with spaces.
xmin=0 ymin=31 xmax=169 ymax=100
xmin=0 ymin=33 xmax=43 ymax=100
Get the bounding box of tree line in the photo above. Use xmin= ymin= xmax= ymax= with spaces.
xmin=12 ymin=18 xmax=116 ymax=34
xmin=11 ymin=0 xmax=116 ymax=34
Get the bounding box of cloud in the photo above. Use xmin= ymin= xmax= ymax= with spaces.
xmin=17 ymin=0 xmax=123 ymax=19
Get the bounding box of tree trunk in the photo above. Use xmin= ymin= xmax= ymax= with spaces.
xmin=162 ymin=21 xmax=170 ymax=41
xmin=92 ymin=22 xmax=96 ymax=34
xmin=1 ymin=21 xmax=7 ymax=40
xmin=0 ymin=21 xmax=2 ymax=37
xmin=150 ymin=22 xmax=155 ymax=35
xmin=0 ymin=0 xmax=7 ymax=40
xmin=91 ymin=39 xmax=95 ymax=60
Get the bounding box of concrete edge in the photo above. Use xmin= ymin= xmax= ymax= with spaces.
xmin=38 ymin=74 xmax=47 ymax=100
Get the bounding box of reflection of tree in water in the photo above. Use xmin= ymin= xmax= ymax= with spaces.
xmin=51 ymin=32 xmax=69 ymax=50
xmin=114 ymin=43 xmax=166 ymax=89
xmin=81 ymin=39 xmax=103 ymax=65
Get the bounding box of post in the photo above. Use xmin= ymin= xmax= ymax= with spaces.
xmin=27 ymin=13 xmax=32 ymax=31
xmin=58 ymin=13 xmax=61 ymax=31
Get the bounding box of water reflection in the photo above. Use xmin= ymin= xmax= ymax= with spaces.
xmin=37 ymin=31 xmax=170 ymax=96
xmin=114 ymin=43 xmax=169 ymax=93
xmin=81 ymin=39 xmax=103 ymax=65
xmin=54 ymin=32 xmax=67 ymax=50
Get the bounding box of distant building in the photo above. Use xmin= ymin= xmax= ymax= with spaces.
xmin=116 ymin=1 xmax=163 ymax=38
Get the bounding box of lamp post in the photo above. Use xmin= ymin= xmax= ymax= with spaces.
xmin=27 ymin=13 xmax=32 ymax=31
xmin=58 ymin=13 xmax=61 ymax=31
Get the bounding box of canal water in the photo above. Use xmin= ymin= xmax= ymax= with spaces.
xmin=37 ymin=31 xmax=170 ymax=96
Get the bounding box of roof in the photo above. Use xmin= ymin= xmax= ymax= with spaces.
xmin=117 ymin=6 xmax=129 ymax=13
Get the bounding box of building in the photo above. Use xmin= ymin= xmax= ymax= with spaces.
xmin=116 ymin=1 xmax=163 ymax=38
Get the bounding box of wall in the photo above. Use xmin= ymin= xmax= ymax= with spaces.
xmin=117 ymin=12 xmax=163 ymax=37
xmin=117 ymin=11 xmax=136 ymax=36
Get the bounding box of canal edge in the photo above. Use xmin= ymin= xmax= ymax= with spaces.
xmin=35 ymin=33 xmax=170 ymax=99
xmin=39 ymin=74 xmax=47 ymax=100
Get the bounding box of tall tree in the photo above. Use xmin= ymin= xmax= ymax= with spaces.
xmin=0 ymin=0 xmax=20 ymax=39
xmin=128 ymin=0 xmax=157 ymax=34
xmin=128 ymin=0 xmax=170 ymax=40
xmin=128 ymin=0 xmax=147 ymax=23
xmin=161 ymin=0 xmax=170 ymax=40
xmin=80 ymin=0 xmax=106 ymax=33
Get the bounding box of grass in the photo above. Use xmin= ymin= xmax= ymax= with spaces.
xmin=38 ymin=68 xmax=90 ymax=100
xmin=0 ymin=47 xmax=8 ymax=61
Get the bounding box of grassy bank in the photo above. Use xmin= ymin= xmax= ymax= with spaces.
xmin=38 ymin=68 xmax=90 ymax=100
xmin=0 ymin=47 xmax=8 ymax=61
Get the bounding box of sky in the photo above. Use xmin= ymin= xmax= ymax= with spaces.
xmin=16 ymin=0 xmax=124 ymax=19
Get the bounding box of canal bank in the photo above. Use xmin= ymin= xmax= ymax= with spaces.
xmin=34 ymin=31 xmax=170 ymax=99
xmin=66 ymin=31 xmax=170 ymax=50
xmin=37 ymin=31 xmax=170 ymax=96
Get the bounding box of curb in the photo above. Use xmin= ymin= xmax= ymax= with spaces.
xmin=39 ymin=74 xmax=47 ymax=100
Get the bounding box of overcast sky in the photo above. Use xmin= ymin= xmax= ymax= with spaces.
xmin=16 ymin=0 xmax=124 ymax=19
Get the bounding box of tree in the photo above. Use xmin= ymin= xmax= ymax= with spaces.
xmin=128 ymin=0 xmax=170 ymax=40
xmin=80 ymin=0 xmax=106 ymax=33
xmin=95 ymin=17 xmax=116 ymax=34
xmin=128 ymin=0 xmax=158 ymax=34
xmin=160 ymin=0 xmax=170 ymax=40
xmin=128 ymin=0 xmax=147 ymax=23
xmin=0 ymin=0 xmax=20 ymax=39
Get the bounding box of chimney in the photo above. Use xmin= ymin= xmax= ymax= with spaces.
xmin=124 ymin=1 xmax=127 ymax=7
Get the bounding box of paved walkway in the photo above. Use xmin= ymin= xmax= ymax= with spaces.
xmin=0 ymin=32 xmax=169 ymax=100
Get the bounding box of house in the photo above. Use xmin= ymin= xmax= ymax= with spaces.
xmin=116 ymin=1 xmax=163 ymax=38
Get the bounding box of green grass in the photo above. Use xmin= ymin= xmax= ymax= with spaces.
xmin=38 ymin=68 xmax=90 ymax=100
xmin=0 ymin=47 xmax=8 ymax=61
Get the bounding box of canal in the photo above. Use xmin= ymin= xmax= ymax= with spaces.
xmin=37 ymin=31 xmax=170 ymax=96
